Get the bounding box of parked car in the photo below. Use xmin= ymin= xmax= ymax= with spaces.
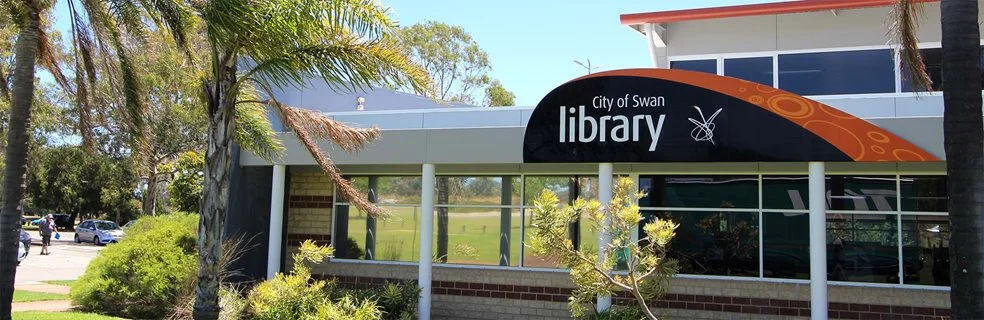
xmin=17 ymin=229 xmax=30 ymax=265
xmin=30 ymin=213 xmax=73 ymax=229
xmin=74 ymin=220 xmax=125 ymax=245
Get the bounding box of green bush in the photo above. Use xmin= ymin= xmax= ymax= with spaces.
xmin=582 ymin=306 xmax=648 ymax=320
xmin=70 ymin=213 xmax=199 ymax=319
xmin=246 ymin=240 xmax=382 ymax=320
xmin=338 ymin=281 xmax=419 ymax=320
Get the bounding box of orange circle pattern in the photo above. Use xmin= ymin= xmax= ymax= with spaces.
xmin=767 ymin=95 xmax=815 ymax=119
xmin=616 ymin=69 xmax=942 ymax=162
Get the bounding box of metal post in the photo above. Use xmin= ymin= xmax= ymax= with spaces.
xmin=266 ymin=165 xmax=286 ymax=279
xmin=596 ymin=163 xmax=614 ymax=312
xmin=809 ymin=162 xmax=828 ymax=319
xmin=418 ymin=164 xmax=436 ymax=320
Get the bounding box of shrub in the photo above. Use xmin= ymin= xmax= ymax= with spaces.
xmin=337 ymin=280 xmax=420 ymax=320
xmin=582 ymin=306 xmax=649 ymax=320
xmin=70 ymin=213 xmax=199 ymax=319
xmin=246 ymin=240 xmax=382 ymax=320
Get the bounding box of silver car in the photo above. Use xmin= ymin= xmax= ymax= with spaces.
xmin=74 ymin=220 xmax=125 ymax=245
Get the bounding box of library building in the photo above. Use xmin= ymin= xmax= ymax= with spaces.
xmin=224 ymin=0 xmax=973 ymax=319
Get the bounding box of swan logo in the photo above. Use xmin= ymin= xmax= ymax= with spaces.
xmin=688 ymin=106 xmax=722 ymax=145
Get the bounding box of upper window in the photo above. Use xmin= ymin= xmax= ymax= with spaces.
xmin=670 ymin=59 xmax=717 ymax=74
xmin=724 ymin=57 xmax=773 ymax=86
xmin=778 ymin=49 xmax=896 ymax=95
xmin=902 ymin=46 xmax=984 ymax=92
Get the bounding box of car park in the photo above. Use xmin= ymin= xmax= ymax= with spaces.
xmin=74 ymin=220 xmax=125 ymax=245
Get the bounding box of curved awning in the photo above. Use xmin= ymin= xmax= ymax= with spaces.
xmin=523 ymin=68 xmax=939 ymax=163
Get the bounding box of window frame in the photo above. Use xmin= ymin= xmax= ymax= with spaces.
xmin=666 ymin=40 xmax=984 ymax=99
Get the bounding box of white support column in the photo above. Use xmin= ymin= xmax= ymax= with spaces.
xmin=418 ymin=164 xmax=436 ymax=320
xmin=643 ymin=23 xmax=663 ymax=68
xmin=266 ymin=164 xmax=286 ymax=279
xmin=596 ymin=163 xmax=614 ymax=313
xmin=808 ymin=162 xmax=828 ymax=320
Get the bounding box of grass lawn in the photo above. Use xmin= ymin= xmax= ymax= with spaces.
xmin=12 ymin=311 xmax=124 ymax=320
xmin=342 ymin=206 xmax=600 ymax=267
xmin=13 ymin=290 xmax=68 ymax=302
xmin=40 ymin=280 xmax=76 ymax=287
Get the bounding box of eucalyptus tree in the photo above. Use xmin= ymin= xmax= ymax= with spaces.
xmin=891 ymin=0 xmax=983 ymax=317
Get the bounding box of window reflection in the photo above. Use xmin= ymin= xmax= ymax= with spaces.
xmin=670 ymin=59 xmax=717 ymax=74
xmin=763 ymin=212 xmax=810 ymax=279
xmin=762 ymin=176 xmax=809 ymax=210
xmin=902 ymin=215 xmax=950 ymax=286
xmin=647 ymin=209 xmax=759 ymax=277
xmin=640 ymin=175 xmax=758 ymax=209
xmin=724 ymin=56 xmax=773 ymax=86
xmin=900 ymin=176 xmax=947 ymax=212
xmin=827 ymin=214 xmax=899 ymax=284
xmin=778 ymin=49 xmax=895 ymax=95
xmin=827 ymin=176 xmax=897 ymax=212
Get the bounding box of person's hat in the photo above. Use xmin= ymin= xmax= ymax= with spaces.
xmin=46 ymin=214 xmax=53 ymax=218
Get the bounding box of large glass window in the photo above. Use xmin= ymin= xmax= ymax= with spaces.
xmin=900 ymin=176 xmax=947 ymax=212
xmin=827 ymin=213 xmax=899 ymax=284
xmin=763 ymin=211 xmax=809 ymax=279
xmin=333 ymin=176 xmax=422 ymax=262
xmin=778 ymin=49 xmax=895 ymax=95
xmin=724 ymin=57 xmax=773 ymax=86
xmin=902 ymin=46 xmax=984 ymax=92
xmin=522 ymin=176 xmax=598 ymax=268
xmin=901 ymin=215 xmax=950 ymax=286
xmin=828 ymin=176 xmax=898 ymax=212
xmin=639 ymin=175 xmax=760 ymax=277
xmin=670 ymin=59 xmax=717 ymax=74
xmin=762 ymin=176 xmax=809 ymax=210
xmin=433 ymin=176 xmax=521 ymax=267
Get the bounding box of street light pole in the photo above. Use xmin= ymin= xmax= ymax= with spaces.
xmin=574 ymin=59 xmax=601 ymax=75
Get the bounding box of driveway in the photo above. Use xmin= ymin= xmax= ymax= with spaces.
xmin=15 ymin=231 xmax=106 ymax=285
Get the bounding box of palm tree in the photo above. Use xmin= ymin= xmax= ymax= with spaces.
xmin=892 ymin=0 xmax=983 ymax=317
xmin=130 ymin=1 xmax=431 ymax=318
xmin=0 ymin=0 xmax=148 ymax=317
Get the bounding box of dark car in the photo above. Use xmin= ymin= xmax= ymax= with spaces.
xmin=51 ymin=214 xmax=73 ymax=229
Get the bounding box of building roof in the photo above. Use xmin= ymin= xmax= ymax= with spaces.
xmin=620 ymin=0 xmax=939 ymax=26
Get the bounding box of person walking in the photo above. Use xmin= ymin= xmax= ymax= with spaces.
xmin=38 ymin=214 xmax=57 ymax=255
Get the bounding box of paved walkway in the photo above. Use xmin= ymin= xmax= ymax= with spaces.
xmin=12 ymin=283 xmax=73 ymax=312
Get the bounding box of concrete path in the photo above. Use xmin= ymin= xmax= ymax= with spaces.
xmin=11 ymin=299 xmax=73 ymax=312
xmin=16 ymin=283 xmax=71 ymax=295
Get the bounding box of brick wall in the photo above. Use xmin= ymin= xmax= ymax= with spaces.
xmin=304 ymin=260 xmax=951 ymax=320
xmin=286 ymin=172 xmax=333 ymax=246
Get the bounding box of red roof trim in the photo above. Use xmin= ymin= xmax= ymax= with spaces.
xmin=620 ymin=0 xmax=939 ymax=25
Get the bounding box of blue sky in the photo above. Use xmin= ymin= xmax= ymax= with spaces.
xmin=51 ymin=0 xmax=787 ymax=106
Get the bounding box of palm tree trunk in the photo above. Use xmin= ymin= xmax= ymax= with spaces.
xmin=0 ymin=11 xmax=41 ymax=320
xmin=193 ymin=63 xmax=237 ymax=320
xmin=940 ymin=0 xmax=984 ymax=317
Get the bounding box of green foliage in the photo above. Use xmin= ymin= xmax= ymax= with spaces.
xmin=335 ymin=236 xmax=365 ymax=260
xmin=528 ymin=177 xmax=679 ymax=320
xmin=70 ymin=213 xmax=199 ymax=319
xmin=581 ymin=306 xmax=649 ymax=320
xmin=396 ymin=20 xmax=512 ymax=105
xmin=168 ymin=151 xmax=205 ymax=213
xmin=26 ymin=145 xmax=141 ymax=222
xmin=246 ymin=240 xmax=383 ymax=320
xmin=484 ymin=79 xmax=515 ymax=107
xmin=337 ymin=280 xmax=420 ymax=320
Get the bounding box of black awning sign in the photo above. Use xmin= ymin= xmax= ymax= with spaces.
xmin=522 ymin=69 xmax=938 ymax=164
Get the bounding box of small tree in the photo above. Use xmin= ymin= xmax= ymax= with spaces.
xmin=528 ymin=177 xmax=679 ymax=320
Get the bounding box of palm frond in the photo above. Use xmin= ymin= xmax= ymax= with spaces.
xmin=889 ymin=0 xmax=932 ymax=92
xmin=276 ymin=103 xmax=380 ymax=153
xmin=243 ymin=32 xmax=433 ymax=98
xmin=270 ymin=100 xmax=385 ymax=218
xmin=35 ymin=28 xmax=71 ymax=92
xmin=135 ymin=0 xmax=192 ymax=52
xmin=105 ymin=0 xmax=148 ymax=43
xmin=234 ymin=83 xmax=284 ymax=161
